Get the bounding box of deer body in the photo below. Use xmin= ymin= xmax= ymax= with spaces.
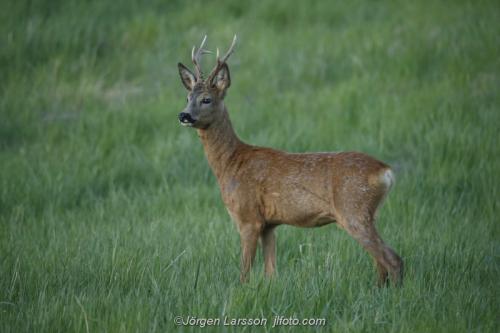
xmin=178 ymin=36 xmax=403 ymax=286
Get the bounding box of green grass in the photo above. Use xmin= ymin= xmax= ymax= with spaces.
xmin=1 ymin=0 xmax=499 ymax=332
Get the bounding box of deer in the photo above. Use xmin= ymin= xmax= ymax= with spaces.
xmin=177 ymin=35 xmax=403 ymax=287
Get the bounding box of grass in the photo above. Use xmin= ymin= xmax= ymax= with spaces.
xmin=1 ymin=0 xmax=499 ymax=332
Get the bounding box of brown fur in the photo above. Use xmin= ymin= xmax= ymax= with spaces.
xmin=177 ymin=37 xmax=403 ymax=286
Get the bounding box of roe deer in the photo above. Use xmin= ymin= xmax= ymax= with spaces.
xmin=177 ymin=36 xmax=403 ymax=286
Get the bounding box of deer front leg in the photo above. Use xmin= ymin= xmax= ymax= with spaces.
xmin=261 ymin=226 xmax=276 ymax=277
xmin=239 ymin=224 xmax=260 ymax=283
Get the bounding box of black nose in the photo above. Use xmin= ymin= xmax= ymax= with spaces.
xmin=178 ymin=112 xmax=195 ymax=124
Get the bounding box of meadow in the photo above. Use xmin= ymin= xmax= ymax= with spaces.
xmin=1 ymin=0 xmax=499 ymax=332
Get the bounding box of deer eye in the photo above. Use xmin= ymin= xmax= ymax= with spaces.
xmin=201 ymin=98 xmax=212 ymax=104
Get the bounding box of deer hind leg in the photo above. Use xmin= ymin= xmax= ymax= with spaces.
xmin=238 ymin=223 xmax=261 ymax=283
xmin=382 ymin=244 xmax=404 ymax=285
xmin=339 ymin=216 xmax=403 ymax=286
xmin=261 ymin=226 xmax=276 ymax=277
xmin=373 ymin=257 xmax=389 ymax=287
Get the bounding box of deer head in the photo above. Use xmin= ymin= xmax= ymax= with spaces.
xmin=178 ymin=35 xmax=237 ymax=128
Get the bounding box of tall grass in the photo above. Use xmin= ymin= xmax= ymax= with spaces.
xmin=1 ymin=0 xmax=499 ymax=332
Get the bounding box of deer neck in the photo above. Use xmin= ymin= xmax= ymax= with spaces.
xmin=197 ymin=105 xmax=242 ymax=179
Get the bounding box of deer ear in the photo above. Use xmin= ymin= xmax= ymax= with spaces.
xmin=212 ymin=63 xmax=231 ymax=95
xmin=178 ymin=63 xmax=196 ymax=91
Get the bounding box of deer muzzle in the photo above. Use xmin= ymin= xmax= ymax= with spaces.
xmin=178 ymin=112 xmax=196 ymax=126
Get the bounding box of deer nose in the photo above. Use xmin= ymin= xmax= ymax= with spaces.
xmin=178 ymin=112 xmax=195 ymax=124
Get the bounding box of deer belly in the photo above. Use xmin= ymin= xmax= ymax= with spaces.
xmin=262 ymin=190 xmax=335 ymax=227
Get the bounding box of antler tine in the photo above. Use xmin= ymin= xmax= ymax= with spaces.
xmin=208 ymin=35 xmax=237 ymax=82
xmin=218 ymin=35 xmax=237 ymax=65
xmin=191 ymin=35 xmax=209 ymax=79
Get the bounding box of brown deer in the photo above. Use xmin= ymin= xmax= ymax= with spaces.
xmin=177 ymin=36 xmax=403 ymax=286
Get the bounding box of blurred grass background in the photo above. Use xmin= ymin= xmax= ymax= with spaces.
xmin=1 ymin=0 xmax=499 ymax=332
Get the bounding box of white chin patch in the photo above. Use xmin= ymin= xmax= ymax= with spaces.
xmin=180 ymin=121 xmax=193 ymax=127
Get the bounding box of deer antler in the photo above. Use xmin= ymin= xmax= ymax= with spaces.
xmin=207 ymin=35 xmax=237 ymax=83
xmin=191 ymin=35 xmax=211 ymax=80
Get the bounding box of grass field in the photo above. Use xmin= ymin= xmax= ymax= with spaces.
xmin=1 ymin=0 xmax=499 ymax=332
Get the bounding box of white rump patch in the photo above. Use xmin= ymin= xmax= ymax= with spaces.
xmin=380 ymin=168 xmax=395 ymax=190
xmin=373 ymin=168 xmax=396 ymax=218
